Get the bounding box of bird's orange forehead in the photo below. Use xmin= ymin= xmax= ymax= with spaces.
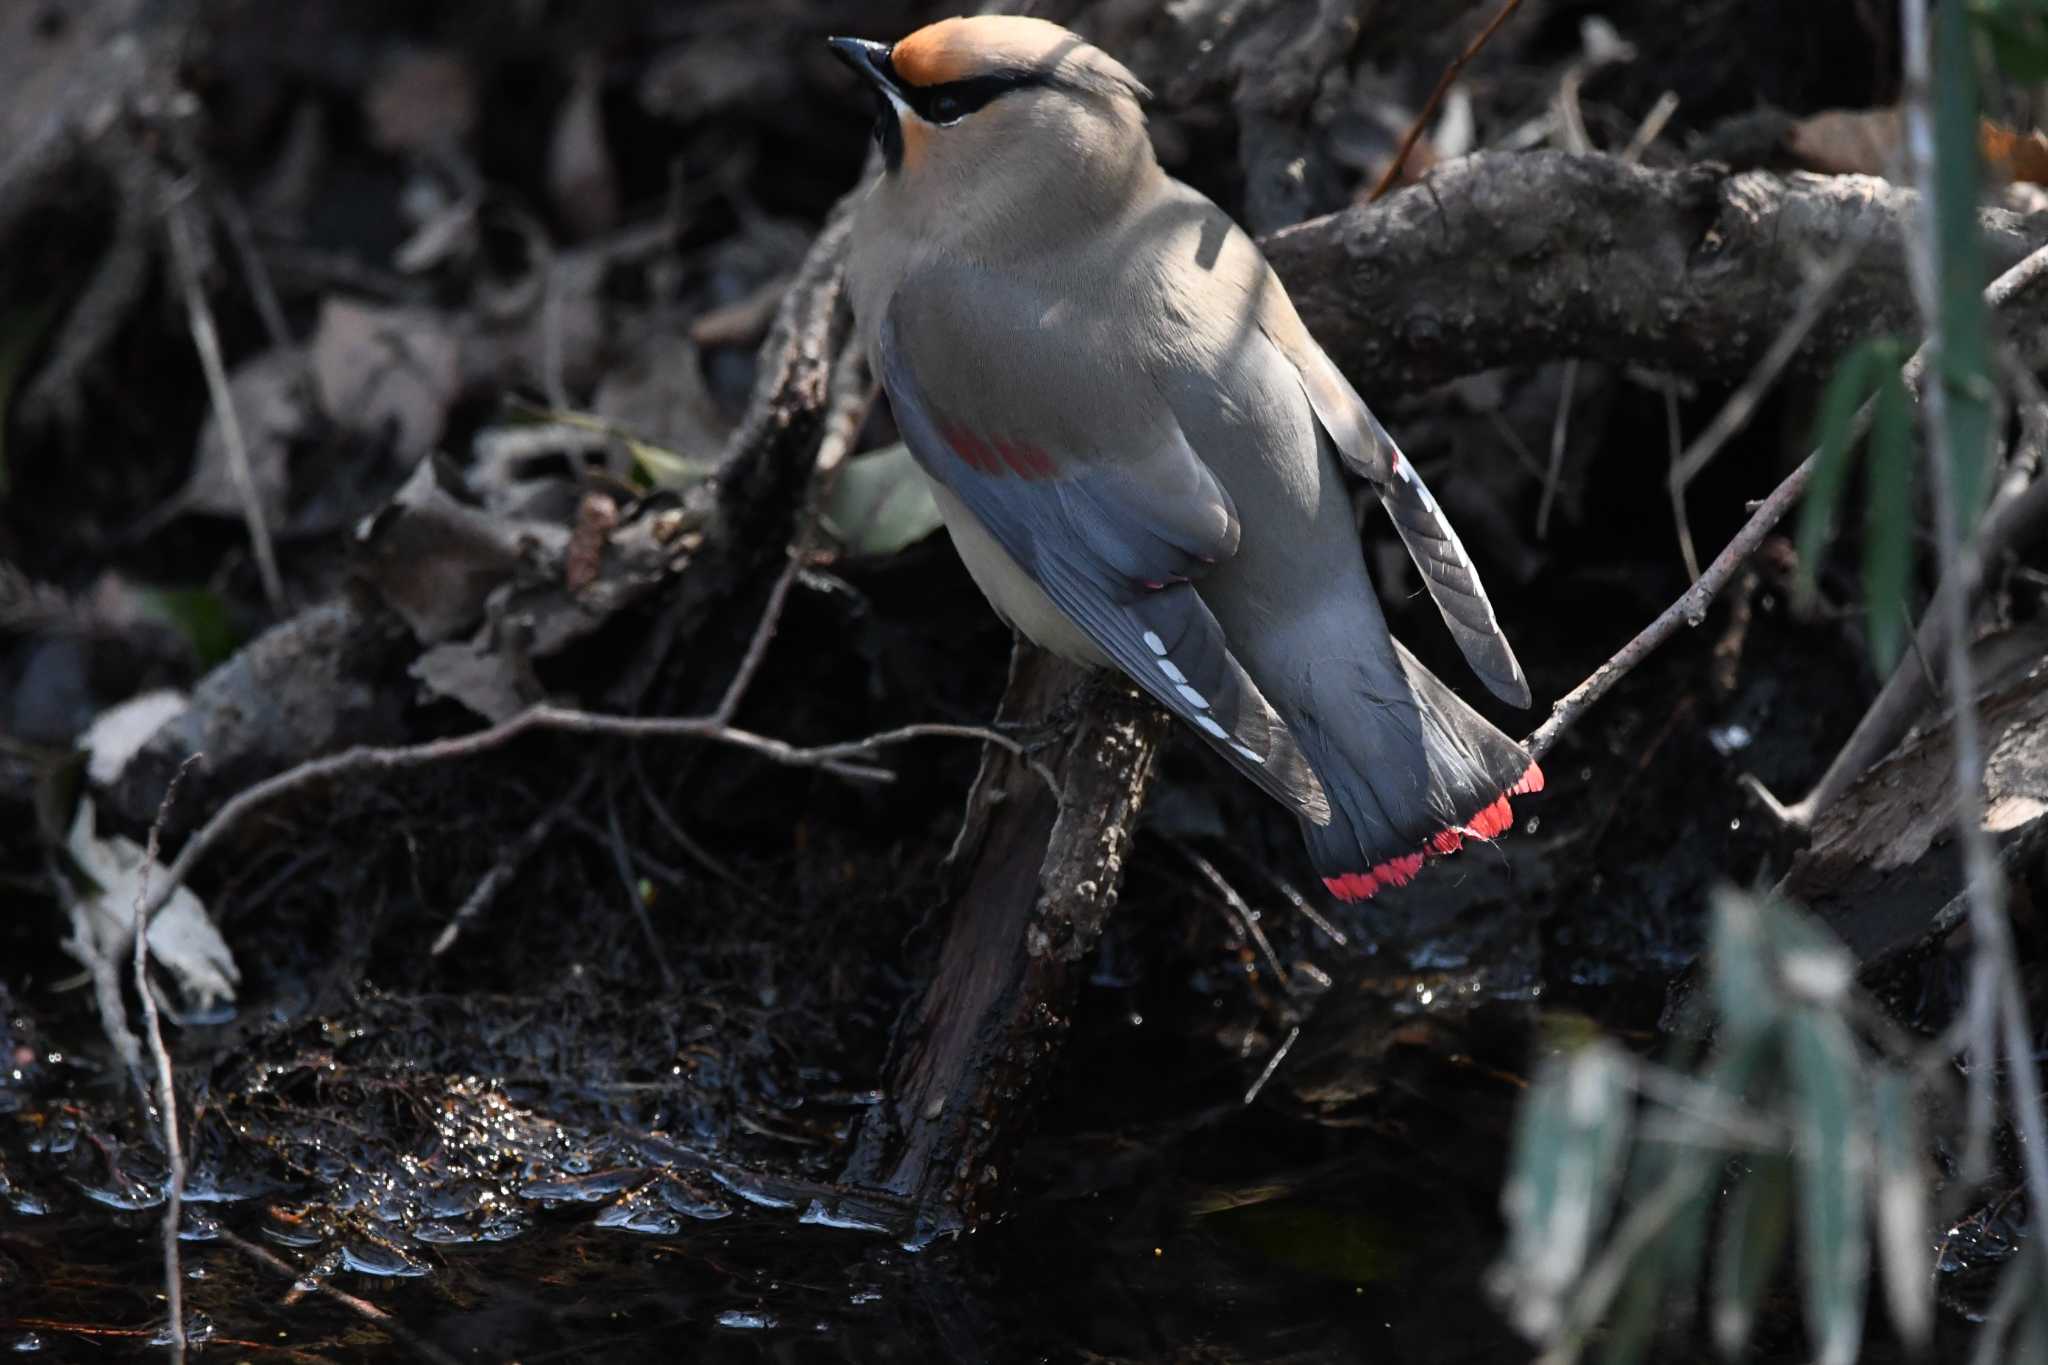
xmin=889 ymin=15 xmax=1069 ymax=87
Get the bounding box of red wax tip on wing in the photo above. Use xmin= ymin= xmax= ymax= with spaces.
xmin=1508 ymin=762 xmax=1545 ymax=797
xmin=1430 ymin=828 xmax=1463 ymax=855
xmin=943 ymin=422 xmax=996 ymax=474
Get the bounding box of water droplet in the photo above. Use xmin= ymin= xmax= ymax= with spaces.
xmin=715 ymin=1310 xmax=776 ymax=1330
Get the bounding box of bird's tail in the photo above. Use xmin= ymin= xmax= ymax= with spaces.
xmin=1297 ymin=639 xmax=1542 ymax=901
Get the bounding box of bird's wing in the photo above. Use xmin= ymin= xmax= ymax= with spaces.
xmin=875 ymin=294 xmax=1330 ymax=826
xmin=1257 ymin=297 xmax=1532 ymax=708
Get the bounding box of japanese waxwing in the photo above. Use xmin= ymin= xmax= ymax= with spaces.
xmin=829 ymin=16 xmax=1543 ymax=901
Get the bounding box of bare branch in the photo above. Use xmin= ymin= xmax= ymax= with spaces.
xmin=164 ymin=184 xmax=286 ymax=614
xmin=140 ymin=705 xmax=1053 ymax=933
xmin=132 ymin=755 xmax=201 ymax=1365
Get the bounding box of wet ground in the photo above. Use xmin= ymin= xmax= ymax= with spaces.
xmin=6 ymin=519 xmax=2009 ymax=1362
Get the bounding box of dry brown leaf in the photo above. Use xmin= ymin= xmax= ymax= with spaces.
xmin=1785 ymin=106 xmax=2048 ymax=186
xmin=311 ymin=298 xmax=462 ymax=461
xmin=1784 ymin=107 xmax=1902 ymax=177
xmin=364 ymin=48 xmax=476 ymax=154
xmin=548 ymin=55 xmax=620 ymax=241
xmin=1980 ymin=122 xmax=2048 ymax=186
xmin=184 ymin=348 xmax=310 ymax=524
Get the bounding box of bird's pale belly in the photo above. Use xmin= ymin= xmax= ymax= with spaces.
xmin=926 ymin=478 xmax=1111 ymax=667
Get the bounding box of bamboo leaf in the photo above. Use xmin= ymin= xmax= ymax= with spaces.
xmin=1796 ymin=340 xmax=1886 ymax=604
xmin=1862 ymin=369 xmax=1916 ymax=674
xmin=1786 ymin=1011 xmax=1869 ymax=1365
xmin=1712 ymin=1152 xmax=1794 ymax=1357
xmin=1497 ymin=1041 xmax=1635 ymax=1343
xmin=1935 ymin=0 xmax=1994 ymax=529
xmin=1709 ymin=886 xmax=1780 ymax=1047
xmin=1973 ymin=7 xmax=2048 ymax=80
xmin=1595 ymin=1130 xmax=1716 ymax=1365
xmin=1870 ymin=1073 xmax=1932 ymax=1352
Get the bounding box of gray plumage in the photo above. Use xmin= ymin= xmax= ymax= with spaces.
xmin=832 ymin=17 xmax=1541 ymax=898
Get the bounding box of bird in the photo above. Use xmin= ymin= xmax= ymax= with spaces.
xmin=828 ymin=16 xmax=1543 ymax=902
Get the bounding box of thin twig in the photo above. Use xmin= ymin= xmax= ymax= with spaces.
xmin=1525 ymin=440 xmax=1818 ymax=761
xmin=138 ymin=709 xmax=1053 ymax=931
xmin=712 ymin=545 xmax=808 ymax=726
xmin=1531 ymin=235 xmax=2048 ymax=764
xmin=1619 ymin=91 xmax=1680 ymax=164
xmin=1244 ymin=1025 xmax=1301 ymax=1106
xmin=431 ymin=767 xmax=598 ymax=957
xmin=207 ymin=182 xmax=295 ymax=356
xmin=132 ymin=755 xmax=200 ymax=1365
xmin=163 ymin=184 xmax=286 ymax=614
xmin=604 ymin=782 xmax=676 ymax=990
xmin=1172 ymin=842 xmax=1292 ymax=995
xmin=214 ymin=1227 xmax=463 ymax=1365
xmin=1665 ymin=240 xmax=1868 ymax=582
xmin=1537 ymin=359 xmax=1579 ymax=540
xmin=1367 ymin=0 xmax=1526 ymax=202
xmin=1662 ymin=381 xmax=1698 ymax=580
xmin=627 ymin=749 xmax=772 ymax=909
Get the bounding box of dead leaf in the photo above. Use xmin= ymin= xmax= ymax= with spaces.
xmin=311 ymin=298 xmax=462 ymax=461
xmin=410 ymin=633 xmax=540 ymax=723
xmin=548 ymin=55 xmax=620 ymax=240
xmin=1981 ymin=122 xmax=2048 ymax=186
xmin=364 ymin=48 xmax=476 ymax=155
xmin=65 ymin=801 xmax=240 ymax=1010
xmin=80 ymin=689 xmax=187 ymax=788
xmin=1784 ymin=108 xmax=1903 ymax=178
xmin=639 ymin=38 xmax=788 ymax=120
xmin=184 ymin=348 xmax=310 ymax=524
xmin=1786 ymin=107 xmax=2048 ymax=186
xmin=353 ymin=456 xmax=530 ymax=643
xmin=591 ymin=330 xmax=730 ymax=483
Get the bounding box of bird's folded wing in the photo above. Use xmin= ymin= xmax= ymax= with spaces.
xmin=1261 ymin=307 xmax=1532 ymax=709
xmin=876 ymin=304 xmax=1329 ymax=825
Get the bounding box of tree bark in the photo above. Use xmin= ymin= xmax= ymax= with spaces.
xmin=839 ymin=646 xmax=1170 ymax=1245
xmin=1262 ymin=151 xmax=2048 ymax=399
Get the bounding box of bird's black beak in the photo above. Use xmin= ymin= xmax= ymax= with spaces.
xmin=827 ymin=36 xmax=900 ymax=99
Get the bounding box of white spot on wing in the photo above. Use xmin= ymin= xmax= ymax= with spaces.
xmin=1194 ymin=715 xmax=1229 ymax=740
xmin=1231 ymin=742 xmax=1265 ymax=764
xmin=1176 ymin=683 xmax=1210 ymax=710
xmin=1157 ymin=659 xmax=1187 ymax=685
xmin=1143 ymin=630 xmax=1167 ymax=656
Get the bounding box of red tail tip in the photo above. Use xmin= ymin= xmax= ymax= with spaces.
xmin=1322 ymin=761 xmax=1546 ymax=903
xmin=1323 ymin=851 xmax=1425 ymax=902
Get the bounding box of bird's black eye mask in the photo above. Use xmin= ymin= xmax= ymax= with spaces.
xmin=870 ymin=60 xmax=1057 ymax=171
